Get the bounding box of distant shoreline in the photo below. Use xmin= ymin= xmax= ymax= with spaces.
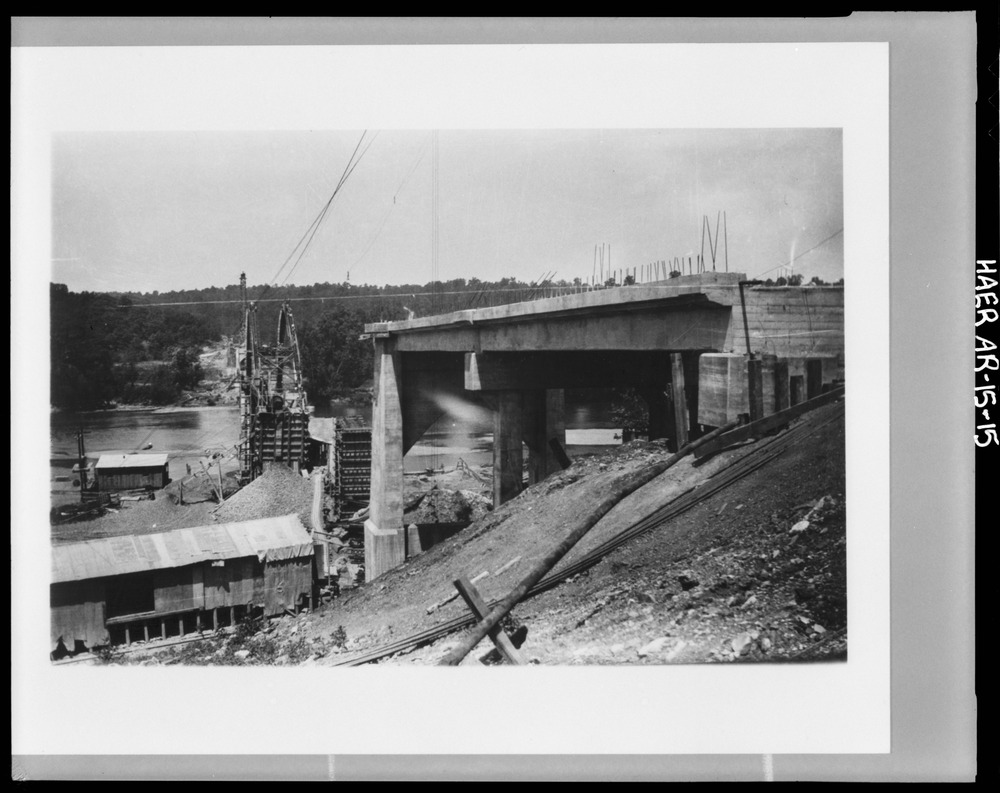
xmin=50 ymin=399 xmax=239 ymax=416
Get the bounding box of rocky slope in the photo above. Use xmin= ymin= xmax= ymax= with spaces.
xmin=114 ymin=398 xmax=846 ymax=668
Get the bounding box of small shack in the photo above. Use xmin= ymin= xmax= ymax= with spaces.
xmin=95 ymin=454 xmax=170 ymax=492
xmin=50 ymin=514 xmax=315 ymax=652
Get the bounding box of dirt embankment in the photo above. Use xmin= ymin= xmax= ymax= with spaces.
xmin=119 ymin=399 xmax=846 ymax=668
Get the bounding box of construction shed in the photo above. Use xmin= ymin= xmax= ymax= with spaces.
xmin=95 ymin=454 xmax=170 ymax=492
xmin=50 ymin=514 xmax=315 ymax=652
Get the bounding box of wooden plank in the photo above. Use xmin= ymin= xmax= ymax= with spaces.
xmin=806 ymin=359 xmax=823 ymax=399
xmin=747 ymin=358 xmax=764 ymax=421
xmin=774 ymin=360 xmax=790 ymax=412
xmin=453 ymin=576 xmax=526 ymax=665
xmin=693 ymin=386 xmax=845 ymax=460
xmin=427 ymin=570 xmax=489 ymax=614
xmin=493 ymin=556 xmax=522 ymax=577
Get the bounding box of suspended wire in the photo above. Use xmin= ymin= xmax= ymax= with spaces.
xmin=347 ymin=136 xmax=432 ymax=274
xmin=254 ymin=130 xmax=370 ymax=304
xmin=280 ymin=131 xmax=380 ymax=288
xmin=117 ymin=285 xmax=588 ymax=309
xmin=758 ymin=228 xmax=844 ymax=278
xmin=207 ymin=132 xmax=371 ymax=348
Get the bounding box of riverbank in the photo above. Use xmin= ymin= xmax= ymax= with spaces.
xmin=96 ymin=398 xmax=846 ymax=667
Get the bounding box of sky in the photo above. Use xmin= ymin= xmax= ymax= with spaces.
xmin=51 ymin=127 xmax=844 ymax=295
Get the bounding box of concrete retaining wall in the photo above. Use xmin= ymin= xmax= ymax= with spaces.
xmin=723 ymin=286 xmax=844 ymax=360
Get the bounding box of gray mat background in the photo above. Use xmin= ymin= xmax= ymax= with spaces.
xmin=11 ymin=15 xmax=978 ymax=782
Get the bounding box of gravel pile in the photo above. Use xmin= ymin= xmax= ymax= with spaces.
xmin=163 ymin=474 xmax=238 ymax=505
xmin=214 ymin=465 xmax=315 ymax=527
xmin=50 ymin=497 xmax=218 ymax=544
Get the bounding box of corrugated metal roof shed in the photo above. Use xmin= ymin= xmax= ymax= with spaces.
xmin=95 ymin=454 xmax=170 ymax=469
xmin=51 ymin=514 xmax=312 ymax=584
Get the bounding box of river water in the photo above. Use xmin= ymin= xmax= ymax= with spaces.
xmin=50 ymin=390 xmax=621 ymax=485
xmin=50 ymin=406 xmax=243 ymax=497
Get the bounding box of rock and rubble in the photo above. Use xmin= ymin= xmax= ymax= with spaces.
xmin=213 ymin=464 xmax=314 ymax=527
xmin=97 ymin=400 xmax=846 ymax=668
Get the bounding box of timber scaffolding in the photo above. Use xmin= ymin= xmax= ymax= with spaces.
xmin=332 ymin=416 xmax=372 ymax=515
xmin=237 ymin=273 xmax=311 ymax=485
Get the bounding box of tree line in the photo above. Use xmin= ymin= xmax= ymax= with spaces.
xmin=50 ymin=277 xmax=573 ymax=410
xmin=51 ymin=273 xmax=844 ymax=411
xmin=50 ymin=283 xmax=213 ymax=411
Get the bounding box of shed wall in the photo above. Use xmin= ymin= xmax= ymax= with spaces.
xmin=154 ymin=565 xmax=204 ymax=613
xmin=51 ymin=579 xmax=108 ymax=651
xmin=97 ymin=466 xmax=168 ymax=491
xmin=262 ymin=556 xmax=313 ymax=615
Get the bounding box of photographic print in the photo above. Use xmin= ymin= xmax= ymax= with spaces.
xmin=14 ymin=41 xmax=890 ymax=757
xmin=47 ymin=128 xmax=847 ymax=669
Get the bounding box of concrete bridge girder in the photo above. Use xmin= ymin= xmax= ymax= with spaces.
xmin=391 ymin=302 xmax=732 ymax=354
xmin=364 ymin=342 xmax=711 ymax=581
xmin=362 ymin=279 xmax=846 ymax=581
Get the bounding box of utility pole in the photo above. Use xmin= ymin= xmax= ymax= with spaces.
xmin=77 ymin=428 xmax=88 ymax=500
xmin=739 ymin=279 xmax=765 ymax=421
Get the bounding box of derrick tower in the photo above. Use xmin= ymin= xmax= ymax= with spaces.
xmin=237 ymin=273 xmax=311 ymax=484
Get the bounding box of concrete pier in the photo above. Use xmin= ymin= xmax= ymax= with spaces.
xmin=360 ymin=275 xmax=844 ymax=581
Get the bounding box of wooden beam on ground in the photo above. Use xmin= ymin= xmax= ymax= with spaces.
xmin=692 ymin=386 xmax=845 ymax=461
xmin=427 ymin=570 xmax=489 ymax=614
xmin=453 ymin=576 xmax=526 ymax=665
xmin=437 ymin=418 xmax=740 ymax=666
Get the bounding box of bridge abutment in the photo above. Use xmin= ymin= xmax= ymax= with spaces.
xmin=360 ymin=279 xmax=844 ymax=581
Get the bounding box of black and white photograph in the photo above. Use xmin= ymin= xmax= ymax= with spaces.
xmin=46 ymin=127 xmax=847 ymax=670
xmin=19 ymin=27 xmax=953 ymax=769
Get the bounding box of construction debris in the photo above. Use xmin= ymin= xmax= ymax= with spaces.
xmin=404 ymin=487 xmax=492 ymax=526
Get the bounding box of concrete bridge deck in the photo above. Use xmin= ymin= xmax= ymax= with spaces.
xmin=360 ymin=272 xmax=844 ymax=580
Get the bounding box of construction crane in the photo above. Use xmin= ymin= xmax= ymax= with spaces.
xmin=236 ymin=272 xmax=311 ymax=485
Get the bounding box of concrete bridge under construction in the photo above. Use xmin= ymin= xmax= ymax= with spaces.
xmin=360 ymin=272 xmax=844 ymax=581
